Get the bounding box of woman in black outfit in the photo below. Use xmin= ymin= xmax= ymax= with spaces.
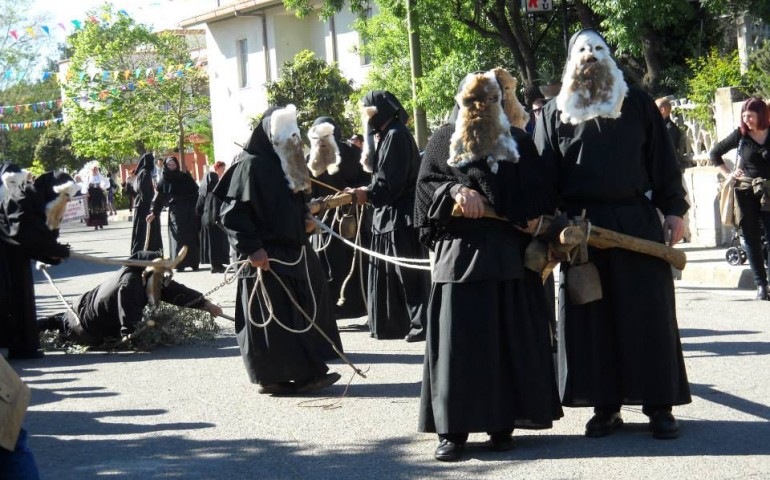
xmin=130 ymin=153 xmax=163 ymax=254
xmin=710 ymin=97 xmax=770 ymax=300
xmin=147 ymin=156 xmax=200 ymax=271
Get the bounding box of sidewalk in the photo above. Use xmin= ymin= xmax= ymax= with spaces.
xmin=13 ymin=216 xmax=770 ymax=479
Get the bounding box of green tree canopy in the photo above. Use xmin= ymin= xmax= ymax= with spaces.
xmin=63 ymin=5 xmax=210 ymax=167
xmin=265 ymin=50 xmax=356 ymax=138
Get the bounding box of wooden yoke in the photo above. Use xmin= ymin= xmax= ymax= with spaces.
xmin=307 ymin=193 xmax=356 ymax=216
xmin=451 ymin=204 xmax=687 ymax=270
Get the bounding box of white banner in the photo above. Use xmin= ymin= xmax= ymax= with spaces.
xmin=62 ymin=197 xmax=87 ymax=223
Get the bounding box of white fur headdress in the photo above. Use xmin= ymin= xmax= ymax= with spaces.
xmin=269 ymin=104 xmax=311 ymax=193
xmin=448 ymin=70 xmax=519 ymax=173
xmin=45 ymin=180 xmax=79 ymax=230
xmin=307 ymin=122 xmax=342 ymax=177
xmin=359 ymin=106 xmax=378 ymax=173
xmin=0 ymin=170 xmax=30 ymax=204
xmin=556 ymin=30 xmax=628 ymax=125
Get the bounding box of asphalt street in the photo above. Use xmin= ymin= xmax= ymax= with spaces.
xmin=10 ymin=214 xmax=770 ymax=479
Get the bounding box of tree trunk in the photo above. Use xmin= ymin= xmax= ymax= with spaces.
xmin=178 ymin=122 xmax=186 ymax=173
xmin=574 ymin=0 xmax=598 ymax=29
xmin=640 ymin=27 xmax=665 ymax=92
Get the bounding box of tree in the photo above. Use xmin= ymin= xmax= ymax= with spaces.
xmin=33 ymin=122 xmax=81 ymax=173
xmin=266 ymin=50 xmax=356 ymax=138
xmin=0 ymin=0 xmax=51 ymax=91
xmin=0 ymin=75 xmax=62 ymax=167
xmin=63 ymin=5 xmax=210 ymax=169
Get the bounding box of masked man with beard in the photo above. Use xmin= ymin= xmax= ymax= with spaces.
xmin=0 ymin=165 xmax=77 ymax=359
xmin=534 ymin=29 xmax=691 ymax=439
xmin=214 ymin=105 xmax=342 ymax=395
xmin=415 ymin=69 xmax=562 ymax=461
xmin=307 ymin=116 xmax=371 ymax=319
xmin=346 ymin=91 xmax=430 ymax=342
xmin=37 ymin=251 xmax=223 ymax=346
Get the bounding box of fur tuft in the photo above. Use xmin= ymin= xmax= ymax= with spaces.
xmin=269 ymin=105 xmax=311 ymax=193
xmin=359 ymin=106 xmax=378 ymax=173
xmin=1 ymin=170 xmax=30 ymax=203
xmin=307 ymin=122 xmax=342 ymax=177
xmin=491 ymin=67 xmax=529 ymax=130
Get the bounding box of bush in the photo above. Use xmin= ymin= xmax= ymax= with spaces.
xmin=750 ymin=40 xmax=770 ymax=100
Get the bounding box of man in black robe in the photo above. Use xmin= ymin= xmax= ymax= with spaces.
xmin=214 ymin=105 xmax=341 ymax=395
xmin=130 ymin=153 xmax=163 ymax=254
xmin=415 ymin=70 xmax=562 ymax=461
xmin=346 ymin=91 xmax=430 ymax=342
xmin=197 ymin=161 xmax=230 ymax=274
xmin=1 ymin=165 xmax=75 ymax=359
xmin=307 ymin=116 xmax=371 ymax=319
xmin=147 ymin=157 xmax=201 ymax=271
xmin=534 ymin=29 xmax=691 ymax=440
xmin=37 ymin=251 xmax=222 ymax=346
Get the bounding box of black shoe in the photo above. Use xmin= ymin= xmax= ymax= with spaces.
xmin=434 ymin=439 xmax=464 ymax=461
xmin=756 ymin=286 xmax=769 ymax=301
xmin=488 ymin=432 xmax=515 ymax=452
xmin=585 ymin=411 xmax=623 ymax=437
xmin=648 ymin=410 xmax=680 ymax=439
xmin=257 ymin=382 xmax=297 ymax=395
xmin=211 ymin=265 xmax=226 ymax=274
xmin=295 ymin=372 xmax=341 ymax=394
xmin=404 ymin=331 xmax=426 ymax=343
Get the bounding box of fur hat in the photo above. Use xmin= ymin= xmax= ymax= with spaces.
xmin=491 ymin=67 xmax=530 ymax=130
xmin=307 ymin=121 xmax=342 ymax=177
xmin=269 ymin=105 xmax=311 ymax=193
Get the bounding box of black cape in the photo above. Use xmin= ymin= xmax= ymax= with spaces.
xmin=130 ymin=153 xmax=163 ymax=254
xmin=63 ymin=251 xmax=206 ymax=346
xmin=0 ymin=163 xmax=70 ymax=357
xmin=415 ymin=124 xmax=562 ymax=435
xmin=363 ymin=114 xmax=430 ymax=339
xmin=534 ymin=86 xmax=691 ymax=408
xmin=309 ymin=117 xmax=372 ymax=319
xmin=151 ymin=160 xmax=200 ymax=270
xmin=196 ymin=172 xmax=229 ymax=268
xmin=214 ymin=112 xmax=341 ymax=384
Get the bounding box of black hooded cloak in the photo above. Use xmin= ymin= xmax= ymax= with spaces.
xmin=150 ymin=157 xmax=200 ymax=270
xmin=213 ymin=108 xmax=342 ymax=384
xmin=534 ymin=29 xmax=691 ymax=409
xmin=0 ymin=164 xmax=70 ymax=358
xmin=308 ymin=116 xmax=372 ymax=319
xmin=361 ymin=91 xmax=430 ymax=340
xmin=196 ymin=171 xmax=229 ymax=269
xmin=130 ymin=153 xmax=163 ymax=254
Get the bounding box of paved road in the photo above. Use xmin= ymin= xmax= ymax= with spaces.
xmin=11 ymin=215 xmax=770 ymax=479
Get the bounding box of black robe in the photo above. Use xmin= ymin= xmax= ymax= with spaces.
xmin=85 ymin=184 xmax=108 ymax=227
xmin=365 ymin=118 xmax=430 ymax=339
xmin=214 ymin=115 xmax=341 ymax=384
xmin=415 ymin=124 xmax=562 ymax=435
xmin=196 ymin=172 xmax=229 ymax=268
xmin=62 ymin=252 xmax=206 ymax=346
xmin=534 ymin=86 xmax=691 ymax=408
xmin=151 ymin=167 xmax=200 ymax=270
xmin=310 ymin=133 xmax=372 ymax=319
xmin=130 ymin=154 xmax=163 ymax=254
xmin=0 ymin=164 xmax=70 ymax=357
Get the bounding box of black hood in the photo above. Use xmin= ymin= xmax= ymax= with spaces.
xmin=362 ymin=91 xmax=409 ymax=131
xmin=134 ymin=152 xmax=155 ymax=175
xmin=33 ymin=171 xmax=76 ymax=205
xmin=242 ymin=106 xmax=280 ymax=157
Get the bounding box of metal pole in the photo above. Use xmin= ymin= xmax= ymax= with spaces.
xmin=406 ymin=0 xmax=428 ymax=150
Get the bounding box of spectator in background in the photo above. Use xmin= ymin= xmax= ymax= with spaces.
xmin=122 ymin=173 xmax=137 ymax=212
xmin=526 ymin=98 xmax=545 ymax=136
xmin=348 ymin=134 xmax=364 ymax=149
xmin=106 ymin=172 xmax=118 ymax=216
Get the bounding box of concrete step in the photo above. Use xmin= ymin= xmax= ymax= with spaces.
xmin=676 ymin=244 xmax=754 ymax=289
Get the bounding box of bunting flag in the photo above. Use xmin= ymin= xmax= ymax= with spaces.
xmin=0 ymin=99 xmax=62 ymax=116
xmin=0 ymin=117 xmax=63 ymax=131
xmin=3 ymin=9 xmax=134 ymax=44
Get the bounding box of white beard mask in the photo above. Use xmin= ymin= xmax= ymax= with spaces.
xmin=556 ymin=30 xmax=628 ymax=125
xmin=269 ymin=105 xmax=311 ymax=193
xmin=307 ymin=122 xmax=341 ymax=177
xmin=359 ymin=106 xmax=378 ymax=173
xmin=448 ymin=70 xmax=519 ymax=174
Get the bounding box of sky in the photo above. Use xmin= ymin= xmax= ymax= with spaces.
xmin=28 ymin=0 xmax=219 ymax=33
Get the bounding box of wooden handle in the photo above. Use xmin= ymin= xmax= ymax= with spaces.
xmin=144 ymin=217 xmax=153 ymax=251
xmin=308 ymin=193 xmax=355 ymax=215
xmin=587 ymin=225 xmax=687 ymax=270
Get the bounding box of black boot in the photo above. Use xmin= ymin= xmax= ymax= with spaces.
xmin=756 ymin=285 xmax=769 ymax=301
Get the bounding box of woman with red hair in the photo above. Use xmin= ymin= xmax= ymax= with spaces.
xmin=711 ymin=97 xmax=770 ymax=300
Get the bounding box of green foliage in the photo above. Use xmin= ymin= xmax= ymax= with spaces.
xmin=0 ymin=76 xmax=63 ymax=167
xmin=355 ymin=0 xmax=517 ymax=128
xmin=686 ymin=49 xmax=750 ymax=129
xmin=33 ymin=122 xmax=82 ymax=172
xmin=266 ymin=50 xmax=356 ymax=137
xmin=750 ymin=40 xmax=770 ymax=100
xmin=64 ymin=5 xmax=210 ymax=162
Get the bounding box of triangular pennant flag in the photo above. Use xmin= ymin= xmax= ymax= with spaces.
xmin=72 ymin=20 xmax=82 ymax=30
xmin=42 ymin=71 xmax=51 ymax=81
xmin=145 ymin=68 xmax=152 ymax=77
xmin=89 ymin=72 xmax=97 ymax=81
xmin=32 ymin=104 xmax=38 ymax=112
xmin=9 ymin=30 xmax=18 ymax=40
xmin=124 ymin=70 xmax=130 ymax=80
xmin=156 ymin=66 xmax=163 ymax=75
xmin=15 ymin=106 xmax=21 ymax=114
xmin=112 ymin=71 xmax=119 ymax=81
xmin=102 ymin=71 xmax=110 ymax=81
xmin=58 ymin=22 xmax=66 ymax=31
xmin=79 ymin=72 xmax=87 ymax=81
xmin=102 ymin=13 xmax=111 ymax=23
xmin=25 ymin=27 xmax=35 ymax=38
xmin=4 ymin=70 xmax=12 ymax=80
xmin=42 ymin=25 xmax=50 ymax=36
xmin=118 ymin=9 xmax=129 ymax=16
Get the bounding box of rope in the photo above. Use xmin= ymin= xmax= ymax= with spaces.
xmin=336 ymin=204 xmax=365 ymax=307
xmin=312 ymin=218 xmax=432 ymax=270
xmin=36 ymin=263 xmax=83 ymax=326
xmin=309 ymin=177 xmax=343 ymax=193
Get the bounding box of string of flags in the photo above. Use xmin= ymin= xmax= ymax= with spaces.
xmin=0 ymin=100 xmax=62 ymax=116
xmin=5 ymin=10 xmax=131 ymax=43
xmin=0 ymin=117 xmax=63 ymax=131
xmin=1 ymin=61 xmax=206 ymax=86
